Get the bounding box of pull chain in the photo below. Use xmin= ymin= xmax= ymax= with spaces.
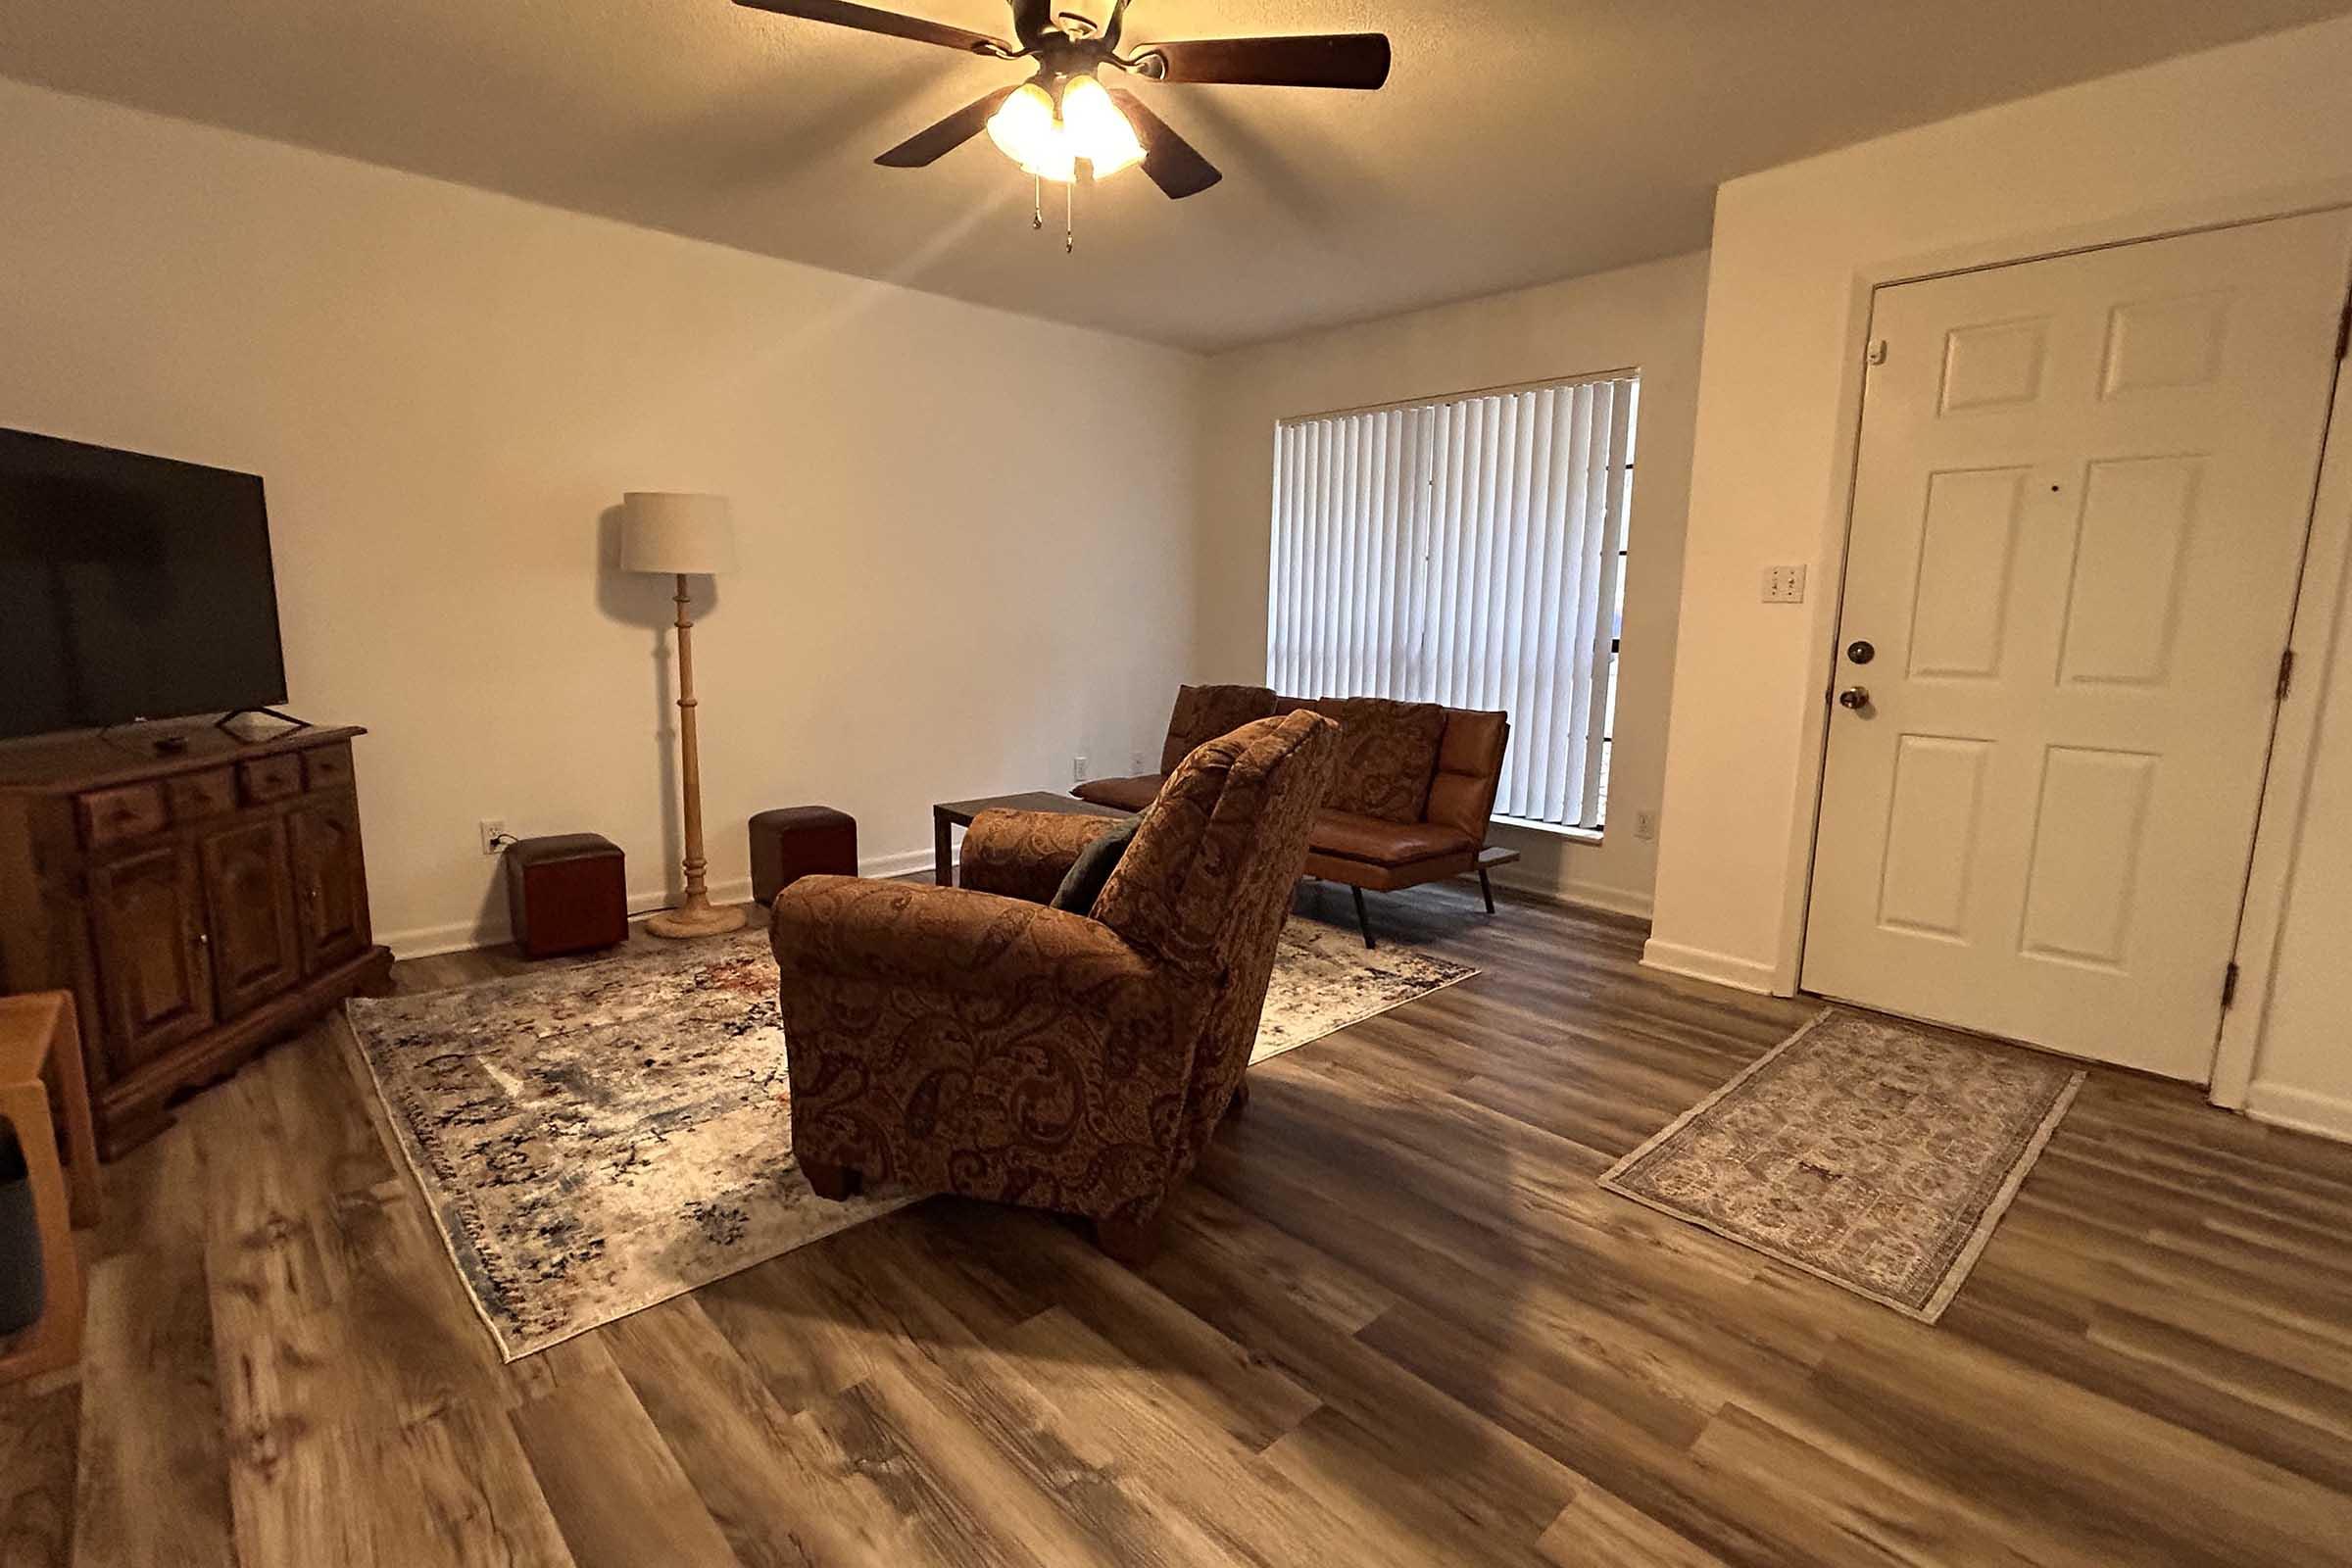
xmin=1032 ymin=173 xmax=1044 ymax=231
xmin=1065 ymin=179 xmax=1075 ymax=254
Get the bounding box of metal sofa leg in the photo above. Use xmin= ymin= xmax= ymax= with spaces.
xmin=1351 ymin=885 xmax=1375 ymax=950
xmin=1479 ymin=865 xmax=1496 ymax=915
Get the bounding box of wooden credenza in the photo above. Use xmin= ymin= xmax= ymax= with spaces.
xmin=0 ymin=723 xmax=391 ymax=1156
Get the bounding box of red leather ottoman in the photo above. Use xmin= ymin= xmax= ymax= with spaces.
xmin=750 ymin=807 xmax=858 ymax=906
xmin=505 ymin=834 xmax=628 ymax=958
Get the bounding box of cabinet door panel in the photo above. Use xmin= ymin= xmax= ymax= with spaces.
xmin=199 ymin=816 xmax=302 ymax=1017
xmin=87 ymin=843 xmax=215 ymax=1073
xmin=290 ymin=797 xmax=370 ymax=973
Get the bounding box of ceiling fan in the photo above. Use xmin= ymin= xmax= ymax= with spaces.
xmin=733 ymin=0 xmax=1392 ymax=205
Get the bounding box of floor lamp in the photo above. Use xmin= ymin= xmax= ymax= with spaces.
xmin=621 ymin=492 xmax=747 ymax=939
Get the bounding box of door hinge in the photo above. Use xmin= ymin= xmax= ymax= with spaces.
xmin=2338 ymin=292 xmax=2351 ymax=362
xmin=2222 ymin=962 xmax=2241 ymax=1009
xmin=1866 ymin=339 xmax=1889 ymax=367
xmin=2278 ymin=648 xmax=2297 ymax=702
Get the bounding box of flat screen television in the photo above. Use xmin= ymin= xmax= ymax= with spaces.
xmin=0 ymin=427 xmax=288 ymax=742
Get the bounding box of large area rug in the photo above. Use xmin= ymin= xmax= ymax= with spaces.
xmin=1599 ymin=1008 xmax=2082 ymax=1322
xmin=346 ymin=916 xmax=1473 ymax=1359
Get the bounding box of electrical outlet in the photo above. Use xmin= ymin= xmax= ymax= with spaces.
xmin=1072 ymin=755 xmax=1090 ymax=784
xmin=1634 ymin=808 xmax=1658 ymax=841
xmin=1760 ymin=564 xmax=1809 ymax=604
xmin=479 ymin=818 xmax=508 ymax=857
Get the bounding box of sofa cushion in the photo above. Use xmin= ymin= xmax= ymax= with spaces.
xmin=1308 ymin=809 xmax=1478 ymax=867
xmin=1160 ymin=684 xmax=1278 ymax=773
xmin=1072 ymin=774 xmax=1161 ymax=812
xmin=1425 ymin=709 xmax=1511 ymax=841
xmin=1308 ymin=697 xmax=1446 ymax=823
xmin=1302 ymin=848 xmax=1481 ymax=892
xmin=1051 ymin=813 xmax=1143 ymax=915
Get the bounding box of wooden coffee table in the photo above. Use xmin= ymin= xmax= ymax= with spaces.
xmin=933 ymin=792 xmax=1133 ymax=886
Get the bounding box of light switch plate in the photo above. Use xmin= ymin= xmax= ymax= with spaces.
xmin=1761 ymin=564 xmax=1809 ymax=604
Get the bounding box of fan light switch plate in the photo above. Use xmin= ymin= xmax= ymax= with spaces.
xmin=1761 ymin=564 xmax=1809 ymax=604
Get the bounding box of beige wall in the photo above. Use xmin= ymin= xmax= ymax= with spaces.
xmin=0 ymin=78 xmax=1203 ymax=954
xmin=1643 ymin=17 xmax=2352 ymax=1133
xmin=1193 ymin=252 xmax=1713 ymax=916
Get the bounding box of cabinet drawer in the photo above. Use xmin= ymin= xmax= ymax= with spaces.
xmin=78 ymin=784 xmax=170 ymax=849
xmin=302 ymin=743 xmax=354 ymax=794
xmin=167 ymin=767 xmax=239 ymax=823
xmin=240 ymin=755 xmax=304 ymax=804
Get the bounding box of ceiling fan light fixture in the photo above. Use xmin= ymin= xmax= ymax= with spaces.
xmin=986 ymin=81 xmax=1073 ymax=181
xmin=1060 ymin=73 xmax=1146 ymax=177
xmin=745 ymin=1 xmax=1393 ymax=210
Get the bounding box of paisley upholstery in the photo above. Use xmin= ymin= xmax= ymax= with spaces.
xmin=770 ymin=710 xmax=1339 ymax=1230
xmin=957 ymin=808 xmax=1124 ymax=906
xmin=1307 ymin=697 xmax=1447 ymax=822
xmin=1158 ymin=683 xmax=1278 ymax=772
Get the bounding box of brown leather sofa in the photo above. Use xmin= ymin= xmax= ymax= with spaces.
xmin=770 ymin=711 xmax=1340 ymax=1262
xmin=1075 ymin=684 xmax=1510 ymax=947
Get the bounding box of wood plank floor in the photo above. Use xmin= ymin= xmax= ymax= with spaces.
xmin=8 ymin=878 xmax=2352 ymax=1566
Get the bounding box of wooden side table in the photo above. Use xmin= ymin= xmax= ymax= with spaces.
xmin=0 ymin=992 xmax=101 ymax=1385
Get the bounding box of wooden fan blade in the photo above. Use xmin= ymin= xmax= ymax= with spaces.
xmin=1143 ymin=33 xmax=1392 ymax=89
xmin=1105 ymin=89 xmax=1222 ymax=200
xmin=876 ymin=86 xmax=1019 ymax=167
xmin=732 ymin=0 xmax=1010 ymax=55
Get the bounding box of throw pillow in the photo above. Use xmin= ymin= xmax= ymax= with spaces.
xmin=1051 ymin=815 xmax=1144 ymax=915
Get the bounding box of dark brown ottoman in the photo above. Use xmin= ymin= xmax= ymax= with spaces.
xmin=750 ymin=807 xmax=858 ymax=906
xmin=505 ymin=834 xmax=628 ymax=958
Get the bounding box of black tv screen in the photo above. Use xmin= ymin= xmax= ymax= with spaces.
xmin=0 ymin=427 xmax=287 ymax=741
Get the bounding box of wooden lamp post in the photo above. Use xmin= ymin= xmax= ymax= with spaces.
xmin=621 ymin=492 xmax=746 ymax=939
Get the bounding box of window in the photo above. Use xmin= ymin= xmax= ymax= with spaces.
xmin=1267 ymin=372 xmax=1639 ymax=830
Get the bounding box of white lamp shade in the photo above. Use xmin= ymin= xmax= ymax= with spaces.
xmin=620 ymin=492 xmax=738 ymax=575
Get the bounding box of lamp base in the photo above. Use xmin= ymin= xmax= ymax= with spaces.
xmin=644 ymin=899 xmax=749 ymax=940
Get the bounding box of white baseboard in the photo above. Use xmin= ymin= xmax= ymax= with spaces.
xmin=2244 ymin=1081 xmax=2352 ymax=1146
xmin=381 ymin=847 xmax=939 ymax=960
xmin=862 ymin=847 xmax=940 ymax=883
xmin=1640 ymin=937 xmax=1779 ymax=995
xmin=1490 ymin=870 xmax=1654 ymax=921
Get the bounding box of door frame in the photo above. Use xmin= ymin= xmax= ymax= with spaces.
xmin=1775 ymin=178 xmax=2352 ymax=1105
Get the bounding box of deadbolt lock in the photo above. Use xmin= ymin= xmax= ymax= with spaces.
xmin=1847 ymin=640 xmax=1876 ymax=664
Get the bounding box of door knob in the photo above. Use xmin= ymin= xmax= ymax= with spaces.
xmin=1838 ymin=686 xmax=1871 ymax=710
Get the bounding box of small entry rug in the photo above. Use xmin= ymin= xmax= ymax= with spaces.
xmin=347 ymin=915 xmax=1473 ymax=1359
xmin=1599 ymin=1008 xmax=2082 ymax=1322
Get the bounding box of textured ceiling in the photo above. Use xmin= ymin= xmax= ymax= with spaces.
xmin=4 ymin=1 xmax=2347 ymax=351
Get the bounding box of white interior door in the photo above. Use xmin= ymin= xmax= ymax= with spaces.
xmin=1803 ymin=210 xmax=2352 ymax=1081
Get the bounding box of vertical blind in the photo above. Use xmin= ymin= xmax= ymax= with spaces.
xmin=1267 ymin=373 xmax=1637 ymax=829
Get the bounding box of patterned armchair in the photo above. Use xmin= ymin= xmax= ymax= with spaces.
xmin=769 ymin=710 xmax=1339 ymax=1260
